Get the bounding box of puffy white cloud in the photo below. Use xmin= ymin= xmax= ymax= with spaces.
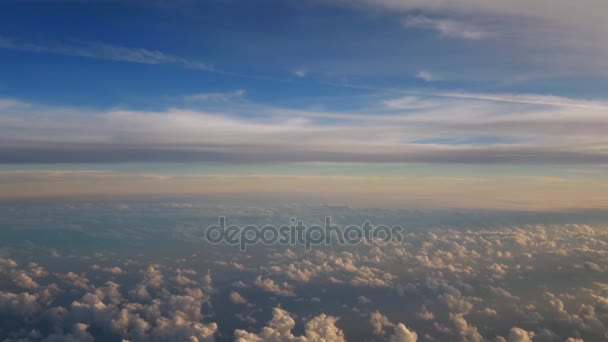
xmin=0 ymin=290 xmax=41 ymax=317
xmin=230 ymin=291 xmax=249 ymax=305
xmin=234 ymin=307 xmax=345 ymax=342
xmin=506 ymin=327 xmax=534 ymax=342
xmin=42 ymin=323 xmax=95 ymax=342
xmin=254 ymin=276 xmax=295 ymax=297
xmin=390 ymin=323 xmax=418 ymax=342
xmin=416 ymin=305 xmax=435 ymax=320
xmin=0 ymin=256 xmax=18 ymax=271
xmin=102 ymin=266 xmax=124 ymax=275
xmin=357 ymin=296 xmax=372 ymax=305
xmin=449 ymin=313 xmax=483 ymax=342
xmin=370 ymin=311 xmax=395 ymax=335
xmin=370 ymin=311 xmax=417 ymax=342
xmin=150 ymin=315 xmax=218 ymax=342
xmin=10 ymin=270 xmax=39 ymax=289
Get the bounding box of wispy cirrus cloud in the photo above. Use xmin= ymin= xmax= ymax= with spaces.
xmin=293 ymin=69 xmax=308 ymax=77
xmin=415 ymin=69 xmax=435 ymax=82
xmin=403 ymin=15 xmax=488 ymax=40
xmin=0 ymin=34 xmax=214 ymax=70
xmin=183 ymin=89 xmax=246 ymax=102
xmin=0 ymin=89 xmax=608 ymax=164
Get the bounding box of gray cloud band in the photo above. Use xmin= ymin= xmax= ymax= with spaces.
xmin=204 ymin=216 xmax=404 ymax=251
xmin=1 ymin=145 xmax=607 ymax=164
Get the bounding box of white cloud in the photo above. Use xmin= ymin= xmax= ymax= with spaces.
xmin=229 ymin=291 xmax=249 ymax=305
xmin=449 ymin=313 xmax=483 ymax=342
xmin=234 ymin=307 xmax=345 ymax=342
xmin=0 ymin=35 xmax=214 ymax=71
xmin=184 ymin=89 xmax=246 ymax=102
xmin=43 ymin=323 xmax=95 ymax=342
xmin=416 ymin=305 xmax=434 ymax=320
xmin=370 ymin=311 xmax=394 ymax=335
xmin=391 ymin=323 xmax=418 ymax=342
xmin=1 ymin=91 xmax=608 ymax=165
xmin=404 ymin=16 xmax=488 ymax=40
xmin=10 ymin=270 xmax=39 ymax=289
xmin=294 ymin=69 xmax=308 ymax=77
xmin=369 ymin=311 xmax=418 ymax=342
xmin=0 ymin=290 xmax=41 ymax=317
xmin=102 ymin=266 xmax=124 ymax=275
xmin=507 ymin=327 xmax=534 ymax=342
xmin=254 ymin=276 xmax=295 ymax=297
xmin=416 ymin=69 xmax=435 ymax=82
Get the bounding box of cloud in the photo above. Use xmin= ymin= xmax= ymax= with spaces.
xmin=324 ymin=0 xmax=608 ymax=77
xmin=229 ymin=291 xmax=249 ymax=305
xmin=382 ymin=96 xmax=431 ymax=110
xmin=102 ymin=266 xmax=124 ymax=275
xmin=331 ymin=0 xmax=607 ymax=40
xmin=506 ymin=327 xmax=534 ymax=342
xmin=415 ymin=69 xmax=435 ymax=82
xmin=403 ymin=16 xmax=488 ymax=40
xmin=2 ymin=212 xmax=608 ymax=340
xmin=448 ymin=313 xmax=483 ymax=342
xmin=293 ymin=69 xmax=308 ymax=77
xmin=391 ymin=323 xmax=418 ymax=342
xmin=434 ymin=91 xmax=608 ymax=109
xmin=416 ymin=305 xmax=434 ymax=320
xmin=254 ymin=276 xmax=295 ymax=297
xmin=0 ymin=290 xmax=41 ymax=317
xmin=43 ymin=323 xmax=95 ymax=342
xmin=370 ymin=311 xmax=394 ymax=335
xmin=234 ymin=307 xmax=345 ymax=342
xmin=0 ymin=35 xmax=214 ymax=71
xmin=2 ymin=90 xmax=608 ymax=165
xmin=369 ymin=311 xmax=418 ymax=342
xmin=9 ymin=270 xmax=39 ymax=289
xmin=184 ymin=89 xmax=246 ymax=102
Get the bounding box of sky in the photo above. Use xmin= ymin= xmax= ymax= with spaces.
xmin=1 ymin=0 xmax=608 ymax=209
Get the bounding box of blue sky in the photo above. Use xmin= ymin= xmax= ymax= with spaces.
xmin=2 ymin=0 xmax=607 ymax=109
xmin=1 ymin=0 xmax=608 ymax=207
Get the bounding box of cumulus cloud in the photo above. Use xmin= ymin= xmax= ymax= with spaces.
xmin=0 ymin=290 xmax=41 ymax=317
xmin=448 ymin=313 xmax=483 ymax=342
xmin=10 ymin=270 xmax=40 ymax=289
xmin=234 ymin=307 xmax=345 ymax=342
xmin=254 ymin=276 xmax=296 ymax=297
xmin=102 ymin=266 xmax=124 ymax=275
xmin=390 ymin=323 xmax=418 ymax=342
xmin=42 ymin=323 xmax=95 ymax=342
xmin=230 ymin=291 xmax=249 ymax=305
xmin=1 ymin=208 xmax=608 ymax=341
xmin=506 ymin=327 xmax=534 ymax=342
xmin=369 ymin=311 xmax=417 ymax=342
xmin=416 ymin=305 xmax=435 ymax=320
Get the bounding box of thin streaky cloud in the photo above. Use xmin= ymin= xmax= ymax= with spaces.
xmin=436 ymin=92 xmax=608 ymax=109
xmin=0 ymin=34 xmax=287 ymax=82
xmin=416 ymin=70 xmax=435 ymax=82
xmin=327 ymin=81 xmax=608 ymax=110
xmin=1 ymin=94 xmax=608 ymax=164
xmin=403 ymin=15 xmax=489 ymax=40
xmin=183 ymin=89 xmax=246 ymax=102
xmin=0 ymin=35 xmax=214 ymax=70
